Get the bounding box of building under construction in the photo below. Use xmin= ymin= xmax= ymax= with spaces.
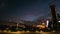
xmin=50 ymin=3 xmax=60 ymax=30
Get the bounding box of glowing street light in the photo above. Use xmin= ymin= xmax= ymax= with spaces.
xmin=58 ymin=21 xmax=60 ymax=22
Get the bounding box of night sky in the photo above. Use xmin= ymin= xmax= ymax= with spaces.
xmin=0 ymin=0 xmax=60 ymax=21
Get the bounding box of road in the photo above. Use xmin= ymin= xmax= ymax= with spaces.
xmin=0 ymin=31 xmax=60 ymax=34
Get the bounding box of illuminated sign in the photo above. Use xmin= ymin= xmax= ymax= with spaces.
xmin=46 ymin=20 xmax=49 ymax=27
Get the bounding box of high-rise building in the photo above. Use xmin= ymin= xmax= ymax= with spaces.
xmin=50 ymin=4 xmax=58 ymax=30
